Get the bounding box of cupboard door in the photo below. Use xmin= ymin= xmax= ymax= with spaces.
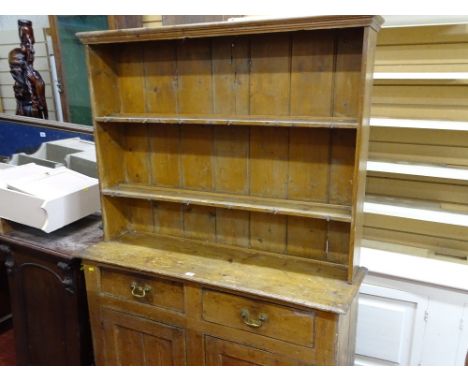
xmin=204 ymin=336 xmax=311 ymax=366
xmin=100 ymin=308 xmax=186 ymax=365
xmin=5 ymin=246 xmax=92 ymax=365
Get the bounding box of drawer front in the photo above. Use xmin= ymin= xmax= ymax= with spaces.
xmin=100 ymin=268 xmax=185 ymax=313
xmin=202 ymin=289 xmax=315 ymax=348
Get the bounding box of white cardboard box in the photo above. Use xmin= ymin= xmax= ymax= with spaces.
xmin=0 ymin=163 xmax=100 ymax=232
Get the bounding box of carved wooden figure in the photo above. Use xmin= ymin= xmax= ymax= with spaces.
xmin=8 ymin=20 xmax=48 ymax=119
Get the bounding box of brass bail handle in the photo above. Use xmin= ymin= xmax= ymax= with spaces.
xmin=130 ymin=281 xmax=152 ymax=298
xmin=240 ymin=308 xmax=268 ymax=328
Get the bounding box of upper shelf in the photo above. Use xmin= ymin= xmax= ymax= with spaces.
xmin=102 ymin=183 xmax=353 ymax=223
xmin=77 ymin=15 xmax=384 ymax=45
xmin=95 ymin=114 xmax=359 ymax=129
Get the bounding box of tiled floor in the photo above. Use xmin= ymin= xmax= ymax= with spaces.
xmin=0 ymin=329 xmax=16 ymax=366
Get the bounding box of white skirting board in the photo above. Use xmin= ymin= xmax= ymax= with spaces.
xmin=0 ymin=163 xmax=100 ymax=233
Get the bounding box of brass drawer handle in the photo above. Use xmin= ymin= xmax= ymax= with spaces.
xmin=240 ymin=308 xmax=268 ymax=328
xmin=130 ymin=281 xmax=152 ymax=298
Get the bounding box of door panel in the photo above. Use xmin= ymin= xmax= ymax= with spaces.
xmin=356 ymin=283 xmax=427 ymax=366
xmin=101 ymin=308 xmax=186 ymax=365
xmin=6 ymin=247 xmax=90 ymax=365
xmin=204 ymin=336 xmax=310 ymax=366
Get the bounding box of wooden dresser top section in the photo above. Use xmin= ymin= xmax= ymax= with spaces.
xmin=77 ymin=15 xmax=384 ymax=45
xmin=82 ymin=232 xmax=366 ymax=314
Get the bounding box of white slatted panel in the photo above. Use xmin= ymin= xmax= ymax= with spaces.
xmin=142 ymin=15 xmax=162 ymax=28
xmin=366 ymin=24 xmax=468 ymax=265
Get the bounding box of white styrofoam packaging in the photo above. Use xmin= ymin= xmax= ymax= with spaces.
xmin=0 ymin=163 xmax=100 ymax=233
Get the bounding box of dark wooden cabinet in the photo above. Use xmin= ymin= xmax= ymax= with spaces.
xmin=0 ymin=252 xmax=11 ymax=326
xmin=0 ymin=215 xmax=102 ymax=365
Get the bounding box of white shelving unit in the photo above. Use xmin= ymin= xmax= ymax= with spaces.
xmin=357 ymin=22 xmax=468 ymax=366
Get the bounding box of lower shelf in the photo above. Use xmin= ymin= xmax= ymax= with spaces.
xmin=81 ymin=231 xmax=363 ymax=314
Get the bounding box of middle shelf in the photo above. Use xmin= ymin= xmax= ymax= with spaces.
xmin=102 ymin=183 xmax=353 ymax=222
xmin=95 ymin=114 xmax=359 ymax=129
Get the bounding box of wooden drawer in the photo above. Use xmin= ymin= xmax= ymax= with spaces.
xmin=100 ymin=268 xmax=185 ymax=313
xmin=202 ymin=289 xmax=316 ymax=348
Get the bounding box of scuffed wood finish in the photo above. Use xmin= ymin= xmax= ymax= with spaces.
xmin=77 ymin=15 xmax=383 ymax=44
xmin=95 ymin=114 xmax=358 ymax=129
xmin=202 ymin=289 xmax=316 ymax=347
xmin=83 ymin=260 xmax=358 ymax=365
xmin=82 ymin=232 xmax=364 ymax=313
xmin=100 ymin=267 xmax=185 ymax=312
xmin=82 ymin=15 xmax=382 ymax=365
xmin=100 ymin=308 xmax=186 ymax=366
xmin=102 ymin=184 xmax=352 ymax=222
xmin=204 ymin=336 xmax=310 ymax=366
xmin=348 ymin=27 xmax=379 ymax=281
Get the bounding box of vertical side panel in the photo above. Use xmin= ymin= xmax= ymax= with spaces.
xmin=101 ymin=196 xmax=129 ymax=240
xmin=181 ymin=125 xmax=214 ymax=190
xmin=144 ymin=41 xmax=178 ymax=113
xmin=86 ymin=45 xmax=120 ymax=117
xmin=119 ymin=43 xmax=146 ymax=113
xmin=249 ymin=34 xmax=291 ymax=116
xmin=287 ymin=217 xmax=327 ymax=260
xmin=314 ymin=311 xmax=339 ymax=365
xmin=290 ymin=30 xmax=335 ymax=117
xmin=86 ymin=45 xmax=121 ymax=191
xmin=328 ymin=130 xmax=356 ymax=205
xmin=349 ymin=28 xmax=378 ymax=281
xmin=333 ymin=28 xmax=363 ymax=118
xmin=94 ymin=123 xmax=125 ymax=188
xmin=177 ymin=39 xmax=213 ymax=114
xmin=83 ymin=264 xmax=105 ymax=365
xmin=288 ymin=129 xmax=330 ymax=202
